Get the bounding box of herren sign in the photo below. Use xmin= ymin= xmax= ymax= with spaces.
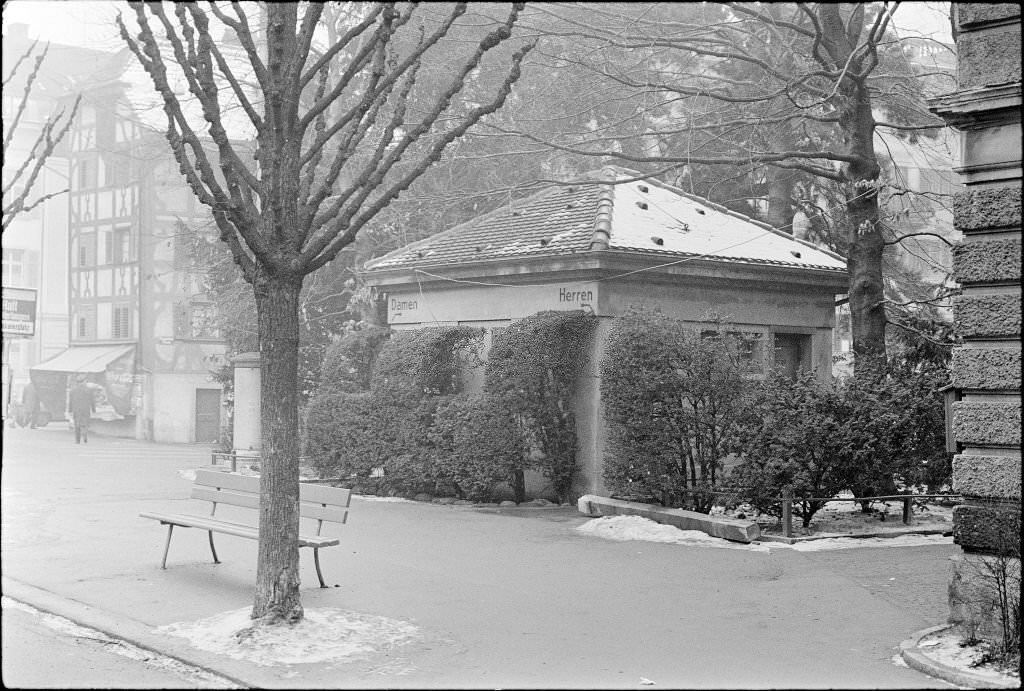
xmin=2 ymin=287 xmax=37 ymax=337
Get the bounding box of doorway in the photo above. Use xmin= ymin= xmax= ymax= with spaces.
xmin=194 ymin=388 xmax=221 ymax=443
xmin=773 ymin=333 xmax=811 ymax=379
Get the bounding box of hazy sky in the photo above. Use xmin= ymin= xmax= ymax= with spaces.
xmin=3 ymin=0 xmax=954 ymax=50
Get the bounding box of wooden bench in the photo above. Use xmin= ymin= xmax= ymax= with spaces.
xmin=140 ymin=468 xmax=351 ymax=588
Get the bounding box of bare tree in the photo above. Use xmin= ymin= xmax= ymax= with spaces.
xmin=2 ymin=40 xmax=81 ymax=233
xmin=508 ymin=2 xmax=950 ymax=379
xmin=118 ymin=1 xmax=532 ymax=626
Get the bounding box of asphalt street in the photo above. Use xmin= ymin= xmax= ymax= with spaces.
xmin=1 ymin=424 xmax=957 ymax=689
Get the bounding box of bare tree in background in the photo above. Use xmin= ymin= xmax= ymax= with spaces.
xmin=510 ymin=2 xmax=951 ymax=379
xmin=118 ymin=1 xmax=531 ymax=626
xmin=2 ymin=40 xmax=81 ymax=233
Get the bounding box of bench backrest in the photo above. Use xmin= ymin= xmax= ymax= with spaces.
xmin=192 ymin=469 xmax=351 ymax=526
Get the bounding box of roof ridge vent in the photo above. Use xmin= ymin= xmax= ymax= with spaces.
xmin=590 ymin=178 xmax=615 ymax=250
xmin=651 ymin=236 xmax=664 ymax=246
xmin=636 ymin=201 xmax=648 ymax=210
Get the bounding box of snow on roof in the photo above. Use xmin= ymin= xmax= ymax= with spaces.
xmin=608 ymin=170 xmax=847 ymax=270
xmin=365 ymin=167 xmax=846 ymax=274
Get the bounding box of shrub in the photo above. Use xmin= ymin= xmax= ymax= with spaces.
xmin=729 ymin=365 xmax=953 ymax=526
xmin=430 ymin=393 xmax=530 ymax=502
xmin=484 ymin=310 xmax=596 ymax=502
xmin=729 ymin=372 xmax=853 ymax=527
xmin=601 ymin=309 xmax=749 ymax=512
xmin=305 ymin=326 xmax=483 ymax=493
xmin=373 ymin=326 xmax=482 ymax=398
xmin=304 ymin=392 xmax=390 ymax=483
xmin=878 ymin=362 xmax=952 ymax=494
xmin=319 ymin=326 xmax=391 ymax=394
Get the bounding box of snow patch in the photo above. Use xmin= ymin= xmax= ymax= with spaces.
xmin=577 ymin=515 xmax=770 ymax=552
xmin=157 ymin=607 xmax=419 ymax=667
xmin=577 ymin=515 xmax=953 ymax=553
xmin=353 ymin=495 xmax=412 ymax=503
xmin=177 ymin=469 xmax=197 ymax=481
xmin=916 ymin=628 xmax=1021 ymax=685
xmin=773 ymin=533 xmax=953 ymax=552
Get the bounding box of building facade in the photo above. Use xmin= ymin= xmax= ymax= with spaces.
xmin=365 ymin=168 xmax=848 ymax=497
xmin=4 ymin=28 xmax=228 ymax=444
xmin=2 ymin=24 xmax=84 ymax=421
xmin=928 ymin=2 xmax=1021 ymax=645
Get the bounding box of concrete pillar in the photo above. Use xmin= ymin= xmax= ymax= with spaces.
xmin=232 ymin=352 xmax=261 ymax=457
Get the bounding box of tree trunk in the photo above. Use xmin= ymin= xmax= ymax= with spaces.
xmin=837 ymin=70 xmax=887 ymax=380
xmin=251 ymin=267 xmax=304 ymax=624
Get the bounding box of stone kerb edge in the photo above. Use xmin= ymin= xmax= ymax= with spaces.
xmin=900 ymin=624 xmax=1021 ymax=689
xmin=577 ymin=495 xmax=760 ymax=543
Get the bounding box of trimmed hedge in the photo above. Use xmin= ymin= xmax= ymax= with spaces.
xmin=305 ymin=326 xmax=482 ymax=494
xmin=430 ymin=393 xmax=530 ymax=502
xmin=485 ymin=310 xmax=597 ymax=502
xmin=601 ymin=308 xmax=748 ymax=511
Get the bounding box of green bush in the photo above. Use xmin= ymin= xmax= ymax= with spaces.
xmin=601 ymin=309 xmax=748 ymax=512
xmin=729 ymin=372 xmax=855 ymax=526
xmin=484 ymin=310 xmax=596 ymax=502
xmin=304 ymin=392 xmax=390 ymax=483
xmin=373 ymin=326 xmax=482 ymax=398
xmin=877 ymin=362 xmax=952 ymax=494
xmin=305 ymin=326 xmax=483 ymax=494
xmin=729 ymin=365 xmax=953 ymax=526
xmin=430 ymin=393 xmax=530 ymax=502
xmin=319 ymin=326 xmax=391 ymax=394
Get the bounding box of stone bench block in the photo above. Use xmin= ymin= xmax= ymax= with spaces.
xmin=577 ymin=495 xmax=760 ymax=543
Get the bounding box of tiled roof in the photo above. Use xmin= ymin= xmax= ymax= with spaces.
xmin=365 ymin=167 xmax=847 ymax=273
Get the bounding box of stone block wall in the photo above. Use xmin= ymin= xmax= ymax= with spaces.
xmin=929 ymin=3 xmax=1021 ymax=644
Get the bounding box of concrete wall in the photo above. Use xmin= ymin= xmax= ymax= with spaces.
xmin=929 ymin=2 xmax=1022 ymax=642
xmin=148 ymin=371 xmax=221 ymax=444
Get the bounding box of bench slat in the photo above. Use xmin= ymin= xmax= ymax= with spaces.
xmin=195 ymin=468 xmax=259 ymax=493
xmin=195 ymin=469 xmax=352 ymax=509
xmin=191 ymin=486 xmax=261 ymax=509
xmin=300 ymin=483 xmax=352 ymax=507
xmin=138 ymin=511 xmax=341 ymax=548
xmin=301 ymin=504 xmax=348 ymax=524
xmin=192 ymin=487 xmax=349 ymax=523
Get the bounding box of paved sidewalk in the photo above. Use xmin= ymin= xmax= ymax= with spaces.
xmin=2 ymin=426 xmax=955 ymax=688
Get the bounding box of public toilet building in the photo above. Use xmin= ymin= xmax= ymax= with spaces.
xmin=363 ymin=167 xmax=849 ymax=498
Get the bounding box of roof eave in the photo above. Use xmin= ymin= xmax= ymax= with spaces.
xmin=363 ymin=248 xmax=848 ymax=292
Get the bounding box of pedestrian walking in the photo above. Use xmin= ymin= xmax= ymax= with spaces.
xmin=21 ymin=381 xmax=41 ymax=429
xmin=68 ymin=374 xmax=95 ymax=444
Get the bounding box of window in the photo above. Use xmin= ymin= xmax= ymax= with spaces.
xmin=113 ymin=227 xmax=130 ymax=264
xmin=78 ymin=232 xmax=96 ymax=267
xmin=189 ymin=302 xmax=219 ymax=339
xmin=77 ymin=159 xmax=92 ymax=189
xmin=729 ymin=331 xmax=765 ymax=375
xmin=112 ymin=304 xmax=132 ymax=339
xmin=2 ymin=248 xmax=39 ymax=286
xmin=773 ymin=333 xmax=812 ymax=380
xmin=74 ymin=304 xmax=96 ymax=340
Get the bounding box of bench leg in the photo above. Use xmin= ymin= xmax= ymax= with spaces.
xmin=208 ymin=531 xmax=220 ymax=564
xmin=161 ymin=523 xmax=174 ymax=569
xmin=313 ymin=548 xmax=327 ymax=588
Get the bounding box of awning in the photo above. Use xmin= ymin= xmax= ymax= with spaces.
xmin=30 ymin=344 xmax=136 ymax=374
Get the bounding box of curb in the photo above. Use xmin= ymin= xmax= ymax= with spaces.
xmin=758 ymin=528 xmax=952 ymax=544
xmin=899 ymin=624 xmax=1021 ymax=689
xmin=1 ymin=577 xmax=257 ymax=688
